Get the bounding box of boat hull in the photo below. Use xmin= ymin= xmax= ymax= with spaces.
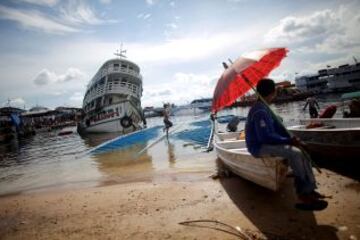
xmin=214 ymin=136 xmax=288 ymax=191
xmin=288 ymin=118 xmax=360 ymax=158
xmin=79 ymin=102 xmax=143 ymax=133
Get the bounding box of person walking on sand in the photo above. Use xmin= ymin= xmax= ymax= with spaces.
xmin=245 ymin=78 xmax=327 ymax=211
xmin=303 ymin=96 xmax=320 ymax=118
xmin=163 ymin=103 xmax=173 ymax=138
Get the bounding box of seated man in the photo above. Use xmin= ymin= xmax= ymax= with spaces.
xmin=245 ymin=78 xmax=327 ymax=211
xmin=226 ymin=116 xmax=241 ymax=132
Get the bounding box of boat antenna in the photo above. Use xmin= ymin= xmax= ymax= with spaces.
xmin=353 ymin=56 xmax=358 ymax=64
xmin=114 ymin=43 xmax=127 ymax=59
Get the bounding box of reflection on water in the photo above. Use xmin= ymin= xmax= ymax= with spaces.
xmin=167 ymin=141 xmax=176 ymax=168
xmin=0 ymin=96 xmax=345 ymax=195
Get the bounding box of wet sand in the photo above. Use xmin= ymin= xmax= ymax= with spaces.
xmin=0 ymin=168 xmax=359 ymax=240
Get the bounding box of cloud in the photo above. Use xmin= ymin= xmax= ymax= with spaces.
xmin=265 ymin=4 xmax=360 ymax=55
xmin=129 ymin=32 xmax=256 ymax=64
xmin=145 ymin=0 xmax=155 ymax=6
xmin=166 ymin=23 xmax=177 ymax=30
xmin=137 ymin=13 xmax=151 ymax=20
xmin=59 ymin=0 xmax=116 ymax=25
xmin=33 ymin=69 xmax=57 ymax=85
xmin=226 ymin=0 xmax=246 ymax=2
xmin=0 ymin=5 xmax=78 ymax=34
xmin=2 ymin=97 xmax=26 ymax=108
xmin=69 ymin=92 xmax=84 ymax=106
xmin=33 ymin=68 xmax=86 ymax=86
xmin=169 ymin=1 xmax=175 ymax=7
xmin=99 ymin=0 xmax=112 ymax=4
xmin=15 ymin=0 xmax=59 ymax=7
xmin=142 ymin=72 xmax=217 ymax=107
xmin=265 ymin=9 xmax=343 ymax=45
xmin=0 ymin=1 xmax=116 ymax=35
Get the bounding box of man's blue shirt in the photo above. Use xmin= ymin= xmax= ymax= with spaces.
xmin=245 ymin=101 xmax=291 ymax=156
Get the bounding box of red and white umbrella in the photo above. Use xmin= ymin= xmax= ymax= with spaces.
xmin=211 ymin=48 xmax=288 ymax=113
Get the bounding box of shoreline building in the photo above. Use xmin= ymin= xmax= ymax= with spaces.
xmin=295 ymin=61 xmax=360 ymax=93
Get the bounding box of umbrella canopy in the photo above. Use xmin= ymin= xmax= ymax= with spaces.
xmin=211 ymin=48 xmax=288 ymax=113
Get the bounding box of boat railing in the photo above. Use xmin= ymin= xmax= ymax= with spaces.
xmin=92 ymin=67 xmax=142 ymax=84
xmin=83 ymin=85 xmax=140 ymax=104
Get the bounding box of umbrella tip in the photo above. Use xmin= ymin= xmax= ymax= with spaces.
xmin=222 ymin=62 xmax=229 ymax=69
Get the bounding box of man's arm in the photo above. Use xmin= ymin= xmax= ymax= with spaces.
xmin=315 ymin=100 xmax=320 ymax=109
xmin=303 ymin=100 xmax=308 ymax=110
xmin=253 ymin=111 xmax=291 ymax=145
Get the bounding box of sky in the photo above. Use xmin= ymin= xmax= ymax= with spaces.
xmin=0 ymin=0 xmax=359 ymax=109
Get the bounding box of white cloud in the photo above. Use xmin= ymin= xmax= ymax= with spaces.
xmin=166 ymin=23 xmax=177 ymax=29
xmin=2 ymin=97 xmax=26 ymax=108
xmin=169 ymin=1 xmax=175 ymax=7
xmin=69 ymin=92 xmax=84 ymax=106
xmin=145 ymin=0 xmax=155 ymax=6
xmin=137 ymin=13 xmax=151 ymax=20
xmin=99 ymin=0 xmax=112 ymax=4
xmin=226 ymin=0 xmax=246 ymax=2
xmin=33 ymin=68 xmax=86 ymax=86
xmin=265 ymin=4 xmax=360 ymax=55
xmin=265 ymin=9 xmax=343 ymax=45
xmin=0 ymin=5 xmax=78 ymax=34
xmin=59 ymin=0 xmax=116 ymax=25
xmin=33 ymin=69 xmax=57 ymax=85
xmin=128 ymin=32 xmax=256 ymax=64
xmin=15 ymin=0 xmax=59 ymax=7
xmin=0 ymin=1 xmax=116 ymax=35
xmin=142 ymin=72 xmax=217 ymax=106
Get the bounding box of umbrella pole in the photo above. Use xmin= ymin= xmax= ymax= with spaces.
xmin=206 ymin=114 xmax=216 ymax=151
xmin=241 ymin=74 xmax=322 ymax=173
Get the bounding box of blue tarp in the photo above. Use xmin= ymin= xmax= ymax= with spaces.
xmin=90 ymin=115 xmax=246 ymax=154
xmin=91 ymin=126 xmax=161 ymax=154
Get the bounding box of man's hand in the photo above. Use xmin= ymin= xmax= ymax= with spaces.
xmin=291 ymin=136 xmax=306 ymax=148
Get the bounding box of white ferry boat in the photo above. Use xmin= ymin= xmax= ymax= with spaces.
xmin=79 ymin=49 xmax=145 ymax=133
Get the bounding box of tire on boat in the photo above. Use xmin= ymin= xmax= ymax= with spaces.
xmin=120 ymin=116 xmax=133 ymax=129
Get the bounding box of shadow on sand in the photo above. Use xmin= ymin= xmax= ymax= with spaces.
xmin=313 ymin=155 xmax=360 ymax=182
xmin=220 ymin=174 xmax=339 ymax=240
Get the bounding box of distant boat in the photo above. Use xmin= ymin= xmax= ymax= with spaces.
xmin=288 ymin=118 xmax=360 ymax=158
xmin=78 ymin=48 xmax=145 ymax=133
xmin=58 ymin=126 xmax=77 ymax=136
xmin=190 ymin=98 xmax=212 ymax=111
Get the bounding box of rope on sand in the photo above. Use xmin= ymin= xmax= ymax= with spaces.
xmin=178 ymin=219 xmax=253 ymax=240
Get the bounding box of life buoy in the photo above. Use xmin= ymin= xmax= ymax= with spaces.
xmin=120 ymin=116 xmax=133 ymax=128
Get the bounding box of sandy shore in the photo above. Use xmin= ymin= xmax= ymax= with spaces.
xmin=0 ymin=168 xmax=359 ymax=240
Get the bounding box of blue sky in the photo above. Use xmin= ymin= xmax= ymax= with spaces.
xmin=0 ymin=0 xmax=359 ymax=109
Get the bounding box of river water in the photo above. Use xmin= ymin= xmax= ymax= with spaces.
xmin=0 ymin=95 xmax=345 ymax=196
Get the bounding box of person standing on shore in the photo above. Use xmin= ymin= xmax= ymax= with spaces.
xmin=245 ymin=78 xmax=327 ymax=211
xmin=303 ymin=97 xmax=320 ymax=118
xmin=163 ymin=103 xmax=173 ymax=138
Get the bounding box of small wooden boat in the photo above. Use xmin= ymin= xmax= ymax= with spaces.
xmin=58 ymin=126 xmax=77 ymax=136
xmin=213 ymin=129 xmax=288 ymax=191
xmin=288 ymin=118 xmax=360 ymax=158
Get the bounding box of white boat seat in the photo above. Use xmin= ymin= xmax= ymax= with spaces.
xmin=230 ymin=148 xmax=250 ymax=154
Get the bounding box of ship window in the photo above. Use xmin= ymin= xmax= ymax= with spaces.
xmin=129 ymin=66 xmax=134 ymax=70
xmin=114 ymin=63 xmax=119 ymax=67
xmin=121 ymin=64 xmax=127 ymax=68
xmin=99 ymin=77 xmax=106 ymax=84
